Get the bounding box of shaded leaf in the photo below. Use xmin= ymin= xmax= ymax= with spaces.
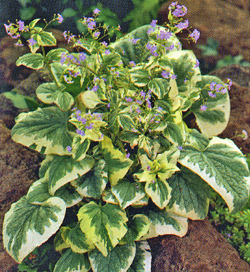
xmin=54 ymin=248 xmax=90 ymax=272
xmin=88 ymin=243 xmax=136 ymax=272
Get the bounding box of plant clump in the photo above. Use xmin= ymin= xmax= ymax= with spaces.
xmin=2 ymin=2 xmax=250 ymax=272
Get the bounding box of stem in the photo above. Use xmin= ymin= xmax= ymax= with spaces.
xmin=42 ymin=46 xmax=61 ymax=89
xmin=183 ymin=110 xmax=192 ymax=119
xmin=85 ymin=65 xmax=98 ymax=76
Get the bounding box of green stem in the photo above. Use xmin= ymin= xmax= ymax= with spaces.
xmin=183 ymin=110 xmax=192 ymax=119
xmin=42 ymin=46 xmax=61 ymax=89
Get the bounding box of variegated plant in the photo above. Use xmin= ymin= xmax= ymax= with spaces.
xmin=3 ymin=3 xmax=250 ymax=272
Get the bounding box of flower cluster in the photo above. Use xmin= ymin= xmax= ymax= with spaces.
xmin=69 ymin=109 xmax=106 ymax=143
xmin=169 ymin=2 xmax=188 ymax=17
xmin=167 ymin=1 xmax=200 ymax=43
xmin=199 ymin=80 xmax=229 ymax=111
xmin=4 ymin=14 xmax=63 ymax=47
xmin=4 ymin=20 xmax=26 ymax=46
xmin=209 ymin=81 xmax=227 ymax=97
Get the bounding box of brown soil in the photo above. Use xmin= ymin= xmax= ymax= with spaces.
xmin=150 ymin=218 xmax=250 ymax=272
xmin=159 ymin=0 xmax=250 ymax=63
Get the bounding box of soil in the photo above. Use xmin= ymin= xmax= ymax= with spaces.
xmin=1 ymin=37 xmax=250 ymax=272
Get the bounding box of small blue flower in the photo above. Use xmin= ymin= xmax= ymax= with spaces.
xmin=57 ymin=14 xmax=63 ymax=24
xmin=93 ymin=8 xmax=100 ymax=15
xmin=200 ymin=104 xmax=207 ymax=111
xmin=150 ymin=20 xmax=158 ymax=27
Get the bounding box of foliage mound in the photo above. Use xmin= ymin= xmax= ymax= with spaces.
xmin=3 ymin=3 xmax=250 ymax=272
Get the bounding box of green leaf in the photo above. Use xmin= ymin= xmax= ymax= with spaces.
xmin=36 ymin=31 xmax=57 ymax=47
xmin=26 ymin=178 xmax=51 ymax=204
xmin=3 ymin=196 xmax=66 ymax=263
xmin=54 ymin=228 xmax=70 ymax=252
xmin=167 ymin=167 xmax=210 ymax=219
xmin=88 ymin=243 xmax=136 ymax=272
xmin=130 ymin=66 xmax=150 ymax=87
xmin=46 ymin=48 xmax=69 ymax=62
xmin=124 ymin=0 xmax=160 ymax=31
xmin=102 ymin=190 xmax=119 ymax=205
xmin=120 ymin=214 xmax=150 ymax=244
xmin=55 ymin=183 xmax=83 ymax=207
xmin=100 ymin=136 xmax=133 ymax=186
xmin=72 ymin=137 xmax=90 ymax=161
xmin=120 ymin=131 xmax=140 ymax=148
xmin=20 ymin=6 xmax=36 ymax=20
xmin=3 ymin=91 xmax=40 ymax=110
xmin=118 ymin=114 xmax=135 ymax=131
xmin=62 ymin=8 xmax=78 ymax=18
xmin=63 ymin=224 xmax=94 ymax=253
xmin=192 ymin=75 xmax=230 ymax=137
xmin=16 ymin=53 xmax=44 ymax=69
xmin=112 ymin=180 xmax=146 ymax=209
xmin=55 ymin=91 xmax=74 ymax=111
xmin=79 ymin=90 xmax=103 ymax=109
xmin=41 ymin=154 xmax=95 ymax=195
xmin=142 ymin=210 xmax=188 ymax=239
xmin=163 ymin=122 xmax=183 ymax=146
xmin=127 ymin=241 xmax=151 ymax=272
xmin=29 ymin=18 xmax=40 ymax=28
xmin=145 ymin=178 xmax=171 ymax=209
xmin=50 ymin=62 xmax=66 ymax=85
xmin=197 ymin=38 xmax=219 ymax=57
xmin=148 ymin=78 xmax=170 ymax=99
xmin=78 ymin=202 xmax=128 ymax=256
xmin=179 ymin=137 xmax=250 ymax=212
xmin=102 ymin=52 xmax=122 ymax=67
xmin=54 ymin=249 xmax=90 ymax=272
xmin=72 ymin=159 xmax=108 ymax=199
xmin=11 ymin=107 xmax=75 ymax=155
xmin=36 ymin=82 xmax=65 ymax=104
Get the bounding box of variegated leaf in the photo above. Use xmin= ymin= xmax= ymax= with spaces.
xmin=100 ymin=136 xmax=133 ymax=186
xmin=62 ymin=224 xmax=95 ymax=254
xmin=145 ymin=178 xmax=171 ymax=209
xmin=88 ymin=243 xmax=136 ymax=272
xmin=142 ymin=210 xmax=188 ymax=239
xmin=112 ymin=180 xmax=146 ymax=209
xmin=179 ymin=137 xmax=250 ymax=212
xmin=11 ymin=107 xmax=75 ymax=155
xmin=167 ymin=167 xmax=210 ymax=219
xmin=16 ymin=53 xmax=44 ymax=69
xmin=78 ymin=202 xmax=128 ymax=256
xmin=127 ymin=241 xmax=152 ymax=272
xmin=53 ymin=249 xmax=90 ymax=272
xmin=41 ymin=154 xmax=95 ymax=195
xmin=120 ymin=214 xmax=151 ymax=244
xmin=3 ymin=196 xmax=66 ymax=263
xmin=192 ymin=75 xmax=230 ymax=137
xmin=72 ymin=159 xmax=108 ymax=199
